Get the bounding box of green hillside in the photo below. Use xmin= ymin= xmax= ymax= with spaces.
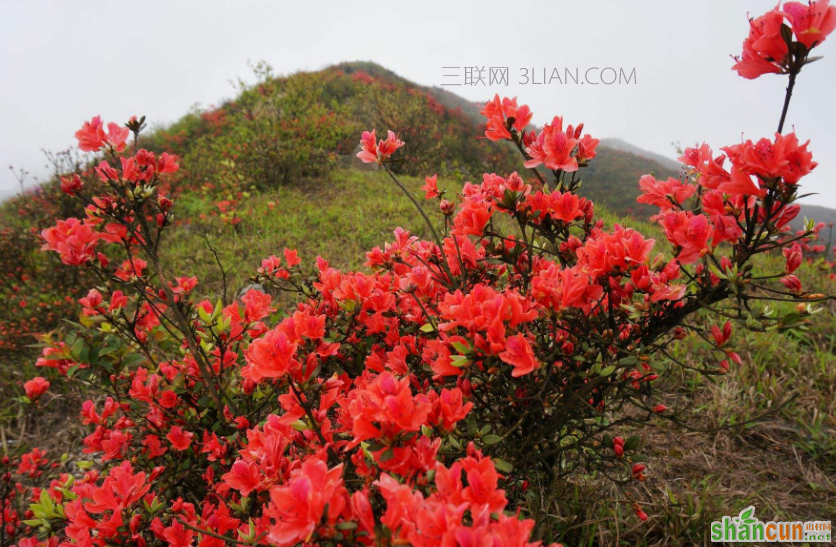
xmin=138 ymin=61 xmax=682 ymax=216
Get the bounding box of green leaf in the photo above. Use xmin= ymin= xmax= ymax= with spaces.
xmin=450 ymin=355 xmax=471 ymax=368
xmin=599 ymin=365 xmax=616 ymax=377
xmin=482 ymin=434 xmax=502 ymax=445
xmin=70 ymin=338 xmax=85 ymax=361
xmin=648 ymin=360 xmax=666 ymax=371
xmin=493 ymin=459 xmax=514 ymax=473
xmin=121 ymin=353 xmax=145 ymax=368
xmin=624 ymin=435 xmax=641 ymax=451
xmin=39 ymin=488 xmax=52 ymax=506
xmin=419 ymin=323 xmax=435 ymax=333
xmin=780 ymin=23 xmax=794 ymax=47
xmin=79 ymin=341 xmax=90 ymax=363
xmin=466 ymin=415 xmax=478 ymax=436
xmin=198 ymin=306 xmax=212 ymax=323
xmin=450 ymin=341 xmax=471 ymax=354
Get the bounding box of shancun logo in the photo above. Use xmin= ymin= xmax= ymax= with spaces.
xmin=710 ymin=506 xmax=831 ymax=542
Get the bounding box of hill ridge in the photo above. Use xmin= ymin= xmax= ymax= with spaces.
xmin=3 ymin=60 xmax=834 ymax=229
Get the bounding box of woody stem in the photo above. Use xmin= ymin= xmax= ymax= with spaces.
xmin=777 ymin=69 xmax=798 ymax=134
xmin=383 ymin=166 xmax=456 ymax=285
xmin=383 ymin=167 xmax=443 ymax=249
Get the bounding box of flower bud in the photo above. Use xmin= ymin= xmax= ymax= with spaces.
xmin=242 ymin=379 xmax=256 ymax=395
xmin=783 ymin=242 xmax=803 ymax=274
xmin=60 ymin=174 xmax=83 ymax=195
xmin=440 ymin=199 xmax=455 ymax=216
xmin=780 ymin=274 xmax=803 ymax=293
xmin=130 ymin=514 xmax=142 ymax=533
xmin=632 ymin=463 xmax=647 ymax=481
xmin=635 ymin=506 xmax=649 ymax=521
xmin=613 ymin=437 xmax=624 ymax=457
xmin=150 ymin=466 xmax=166 ymax=481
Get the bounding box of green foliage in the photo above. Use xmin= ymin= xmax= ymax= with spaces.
xmin=140 ymin=61 xmax=523 ymax=196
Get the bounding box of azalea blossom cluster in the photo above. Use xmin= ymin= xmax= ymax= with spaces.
xmin=479 ymin=95 xmax=599 ymax=177
xmin=639 ymin=129 xmax=816 ymax=276
xmin=733 ymin=0 xmax=835 ymax=79
xmin=7 ymin=5 xmax=832 ymax=546
xmin=355 ymin=129 xmax=405 ymax=165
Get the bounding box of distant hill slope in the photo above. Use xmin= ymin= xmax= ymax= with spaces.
xmin=598 ymin=138 xmax=683 ymax=173
xmin=578 ymin=147 xmax=678 ymax=217
xmin=4 ymin=60 xmax=834 ymax=226
xmin=342 ymin=66 xmax=834 ymax=227
xmin=332 ymin=62 xmax=680 ymax=217
xmin=333 ymin=62 xmax=486 ymax=125
xmin=795 ymin=203 xmax=836 ymax=229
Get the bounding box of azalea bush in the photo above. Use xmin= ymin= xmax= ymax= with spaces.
xmin=0 ymin=151 xmax=93 ymax=356
xmin=3 ymin=2 xmax=836 ymax=546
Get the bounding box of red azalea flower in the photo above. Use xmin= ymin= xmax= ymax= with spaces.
xmin=784 ymin=0 xmax=836 ymax=49
xmin=166 ymin=426 xmax=194 ymax=451
xmin=24 ymin=377 xmax=50 ymax=400
xmin=264 ymin=459 xmax=347 ymax=547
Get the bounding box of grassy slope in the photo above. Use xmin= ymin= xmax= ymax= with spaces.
xmin=162 ymin=169 xmax=446 ymax=295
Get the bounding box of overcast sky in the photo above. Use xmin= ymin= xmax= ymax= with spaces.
xmin=2 ymin=0 xmax=834 ymax=207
